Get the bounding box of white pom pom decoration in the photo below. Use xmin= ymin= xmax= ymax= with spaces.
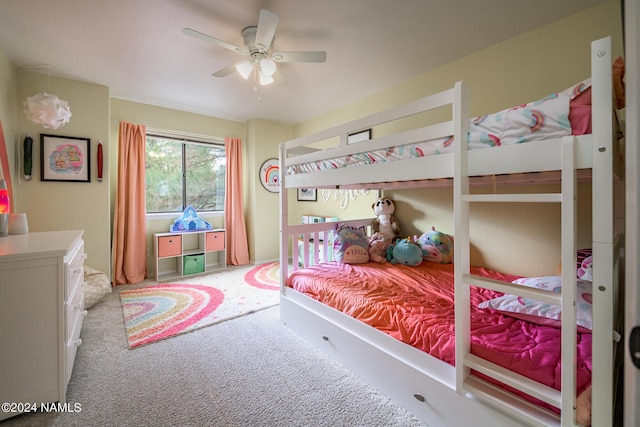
xmin=23 ymin=92 xmax=72 ymax=129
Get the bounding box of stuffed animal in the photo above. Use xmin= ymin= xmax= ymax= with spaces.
xmin=416 ymin=226 xmax=454 ymax=264
xmin=368 ymin=232 xmax=390 ymax=263
xmin=386 ymin=237 xmax=423 ymax=266
xmin=371 ymin=197 xmax=401 ymax=242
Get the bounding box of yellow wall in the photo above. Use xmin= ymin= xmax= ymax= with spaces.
xmin=295 ymin=2 xmax=623 ymax=137
xmin=245 ymin=119 xmax=292 ymax=262
xmin=289 ymin=0 xmax=622 ymax=276
xmin=247 ymin=119 xmax=291 ymax=261
xmin=7 ymin=71 xmax=112 ymax=275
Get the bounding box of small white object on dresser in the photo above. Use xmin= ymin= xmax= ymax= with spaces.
xmin=0 ymin=230 xmax=86 ymax=421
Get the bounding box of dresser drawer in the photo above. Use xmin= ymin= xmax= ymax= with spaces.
xmin=206 ymin=231 xmax=225 ymax=251
xmin=64 ymin=240 xmax=85 ymax=302
xmin=65 ymin=283 xmax=86 ymax=341
xmin=158 ymin=235 xmax=182 ymax=257
xmin=65 ymin=318 xmax=84 ymax=384
xmin=65 ymin=283 xmax=86 ymax=384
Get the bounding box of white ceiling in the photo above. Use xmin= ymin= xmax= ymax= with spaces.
xmin=0 ymin=0 xmax=606 ymax=125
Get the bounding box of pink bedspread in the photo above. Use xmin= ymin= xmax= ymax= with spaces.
xmin=287 ymin=261 xmax=592 ymax=409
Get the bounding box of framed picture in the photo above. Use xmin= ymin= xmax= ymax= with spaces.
xmin=40 ymin=134 xmax=91 ymax=182
xmin=347 ymin=128 xmax=371 ymax=144
xmin=259 ymin=158 xmax=280 ymax=193
xmin=297 ymin=188 xmax=317 ymax=202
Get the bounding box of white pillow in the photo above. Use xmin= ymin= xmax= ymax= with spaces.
xmin=478 ymin=276 xmax=593 ymax=331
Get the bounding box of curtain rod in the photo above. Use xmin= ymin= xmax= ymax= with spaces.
xmin=145 ymin=127 xmax=224 ymax=144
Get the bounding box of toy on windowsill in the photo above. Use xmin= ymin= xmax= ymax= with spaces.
xmin=371 ymin=197 xmax=401 ymax=243
xmin=416 ymin=226 xmax=454 ymax=264
xmin=386 ymin=236 xmax=423 ymax=266
xmin=170 ymin=205 xmax=213 ymax=232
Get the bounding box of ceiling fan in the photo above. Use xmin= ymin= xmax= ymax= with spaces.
xmin=183 ymin=9 xmax=327 ymax=86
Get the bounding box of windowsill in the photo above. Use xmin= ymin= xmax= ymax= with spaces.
xmin=146 ymin=211 xmax=224 ymax=220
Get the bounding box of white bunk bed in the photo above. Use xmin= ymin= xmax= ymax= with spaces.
xmin=278 ymin=37 xmax=623 ymax=426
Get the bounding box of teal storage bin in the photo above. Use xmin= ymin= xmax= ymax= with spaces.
xmin=183 ymin=254 xmax=205 ymax=275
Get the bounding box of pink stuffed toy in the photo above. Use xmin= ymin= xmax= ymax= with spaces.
xmin=369 ymin=232 xmax=390 ymax=263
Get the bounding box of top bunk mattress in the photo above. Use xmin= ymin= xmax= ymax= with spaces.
xmin=288 ymin=79 xmax=593 ymax=175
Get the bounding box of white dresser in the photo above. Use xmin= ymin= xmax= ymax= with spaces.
xmin=0 ymin=230 xmax=86 ymax=421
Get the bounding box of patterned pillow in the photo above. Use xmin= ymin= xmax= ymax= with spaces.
xmin=478 ymin=275 xmax=593 ymax=331
xmin=576 ymin=248 xmax=593 ymax=282
xmin=332 ymin=224 xmax=370 ymax=264
xmin=467 ymin=91 xmax=571 ymax=149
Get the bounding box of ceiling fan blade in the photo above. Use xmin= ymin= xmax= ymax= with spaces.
xmin=255 ymin=9 xmax=279 ymax=51
xmin=271 ymin=51 xmax=326 ymax=63
xmin=182 ymin=27 xmax=248 ymax=55
xmin=212 ymin=62 xmax=241 ymax=78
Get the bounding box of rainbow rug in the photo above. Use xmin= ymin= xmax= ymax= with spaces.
xmin=120 ymin=262 xmax=280 ymax=348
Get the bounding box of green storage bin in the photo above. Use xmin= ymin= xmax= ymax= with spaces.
xmin=183 ymin=254 xmax=205 ymax=275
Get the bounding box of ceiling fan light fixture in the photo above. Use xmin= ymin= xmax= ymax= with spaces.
xmin=185 ymin=8 xmax=326 ymax=88
xmin=259 ymin=72 xmax=274 ymax=86
xmin=259 ymin=58 xmax=276 ymax=76
xmin=235 ymin=60 xmax=254 ymax=79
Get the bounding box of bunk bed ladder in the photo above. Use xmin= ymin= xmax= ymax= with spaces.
xmin=589 ymin=36 xmax=616 ymax=427
xmin=454 ymin=77 xmax=580 ymax=424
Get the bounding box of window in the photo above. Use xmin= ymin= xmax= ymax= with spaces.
xmin=145 ymin=133 xmax=225 ymax=213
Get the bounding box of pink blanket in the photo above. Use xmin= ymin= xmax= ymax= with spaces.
xmin=287 ymin=261 xmax=592 ymax=412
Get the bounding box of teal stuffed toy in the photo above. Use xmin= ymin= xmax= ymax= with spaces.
xmin=416 ymin=226 xmax=454 ymax=264
xmin=386 ymin=237 xmax=423 ymax=266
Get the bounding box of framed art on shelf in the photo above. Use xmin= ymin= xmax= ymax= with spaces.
xmin=297 ymin=188 xmax=317 ymax=202
xmin=40 ymin=134 xmax=91 ymax=182
xmin=347 ymin=128 xmax=371 ymax=144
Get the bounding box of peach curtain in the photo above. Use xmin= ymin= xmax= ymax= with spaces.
xmin=112 ymin=121 xmax=148 ymax=285
xmin=224 ymin=137 xmax=250 ymax=265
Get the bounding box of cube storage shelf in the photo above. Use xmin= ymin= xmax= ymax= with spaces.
xmin=154 ymin=229 xmax=226 ymax=281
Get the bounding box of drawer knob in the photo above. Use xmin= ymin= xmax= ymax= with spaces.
xmin=68 ymin=338 xmax=83 ymax=347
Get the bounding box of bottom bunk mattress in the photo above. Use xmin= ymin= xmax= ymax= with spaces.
xmin=286 ymin=261 xmax=592 ymax=414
